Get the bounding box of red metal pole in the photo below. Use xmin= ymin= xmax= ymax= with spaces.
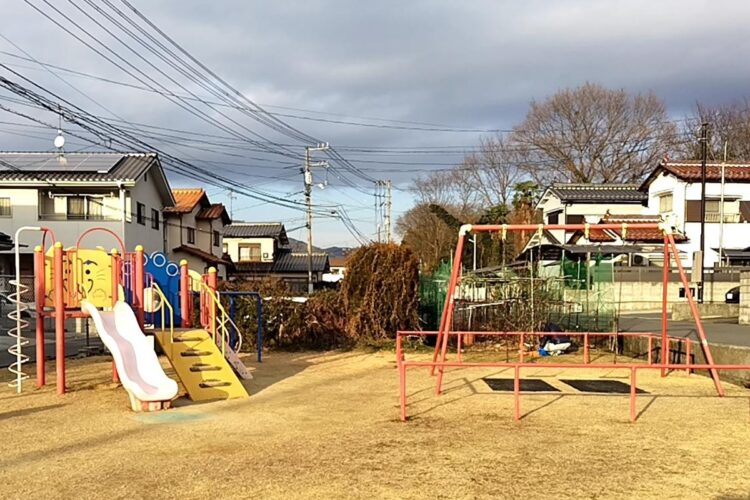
xmin=399 ymin=357 xmax=407 ymax=422
xmin=435 ymin=231 xmax=466 ymax=393
xmin=207 ymin=267 xmax=218 ymax=342
xmin=34 ymin=245 xmax=45 ymax=387
xmin=179 ymin=259 xmax=190 ymax=328
xmin=661 ymin=235 xmax=669 ymax=377
xmin=667 ymin=234 xmax=724 ymax=396
xmin=513 ymin=365 xmax=521 ymax=421
xmin=630 ymin=367 xmax=637 ymax=422
xmin=53 ymin=242 xmax=65 ymax=395
xmin=134 ymin=246 xmax=145 ymax=330
xmin=110 ymin=249 xmax=120 ymax=384
xmin=431 ymin=231 xmax=466 ymax=377
xmin=111 ymin=249 xmax=120 ymax=303
xmin=584 ymin=333 xmax=590 ymax=364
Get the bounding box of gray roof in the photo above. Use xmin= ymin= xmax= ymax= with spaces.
xmin=0 ymin=152 xmax=175 ymax=206
xmin=224 ymin=222 xmax=289 ymax=244
xmin=546 ymin=183 xmax=648 ymax=204
xmin=273 ymin=250 xmax=329 ymax=273
xmin=232 ymin=249 xmax=329 ymax=274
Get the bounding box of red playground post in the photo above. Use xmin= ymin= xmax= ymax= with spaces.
xmin=180 ymin=259 xmax=190 ymax=328
xmin=53 ymin=242 xmax=65 ymax=395
xmin=34 ymin=245 xmax=45 ymax=387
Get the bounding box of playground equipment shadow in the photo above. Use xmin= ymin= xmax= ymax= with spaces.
xmin=1 ymin=349 xmax=750 ymax=499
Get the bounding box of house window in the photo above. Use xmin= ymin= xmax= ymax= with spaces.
xmin=67 ymin=196 xmax=86 ymax=219
xmin=213 ymin=230 xmax=220 ymax=247
xmin=187 ymin=228 xmax=196 ymax=244
xmin=659 ymin=194 xmax=673 ymax=213
xmin=87 ymin=197 xmax=102 ymax=219
xmin=547 ymin=211 xmax=560 ymax=225
xmin=239 ymin=243 xmax=262 ymax=262
xmin=136 ymin=202 xmax=146 ymax=225
xmin=0 ymin=197 xmax=12 ymax=217
xmin=151 ymin=209 xmax=160 ymax=230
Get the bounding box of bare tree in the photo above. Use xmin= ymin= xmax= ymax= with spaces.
xmin=457 ymin=135 xmax=520 ymax=208
xmin=682 ymin=100 xmax=750 ymax=161
xmin=511 ymin=82 xmax=680 ymax=184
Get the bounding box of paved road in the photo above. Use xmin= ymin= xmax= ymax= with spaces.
xmin=0 ymin=329 xmax=104 ymax=370
xmin=619 ymin=312 xmax=750 ymax=347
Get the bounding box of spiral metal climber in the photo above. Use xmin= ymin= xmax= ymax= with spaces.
xmin=7 ymin=277 xmax=30 ymax=393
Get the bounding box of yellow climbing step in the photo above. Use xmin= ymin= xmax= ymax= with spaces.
xmin=153 ymin=329 xmax=249 ymax=401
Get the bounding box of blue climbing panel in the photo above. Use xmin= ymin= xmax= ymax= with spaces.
xmin=144 ymin=252 xmax=181 ymax=327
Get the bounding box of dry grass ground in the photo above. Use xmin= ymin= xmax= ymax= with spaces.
xmin=1 ymin=348 xmax=749 ymax=499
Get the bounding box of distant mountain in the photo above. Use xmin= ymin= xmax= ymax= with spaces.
xmin=287 ymin=237 xmax=353 ymax=257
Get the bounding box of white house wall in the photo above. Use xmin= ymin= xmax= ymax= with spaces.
xmin=224 ymin=236 xmax=275 ymax=263
xmin=124 ymin=173 xmax=167 ymax=253
xmin=646 ymin=173 xmax=750 ymax=267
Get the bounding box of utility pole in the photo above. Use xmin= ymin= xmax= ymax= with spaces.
xmin=718 ymin=140 xmax=728 ymax=267
xmin=227 ymin=190 xmax=237 ymax=219
xmin=698 ymin=122 xmax=708 ymax=304
xmin=303 ymin=143 xmax=329 ymax=295
xmin=384 ymin=179 xmax=392 ymax=243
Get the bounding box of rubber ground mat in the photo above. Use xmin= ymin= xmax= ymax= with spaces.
xmin=561 ymin=379 xmax=648 ymax=394
xmin=483 ymin=378 xmax=559 ymax=392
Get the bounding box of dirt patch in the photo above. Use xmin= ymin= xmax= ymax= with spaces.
xmin=0 ymin=350 xmax=749 ymax=499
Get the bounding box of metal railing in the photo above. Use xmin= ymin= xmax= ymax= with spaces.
xmin=150 ymin=282 xmax=174 ymax=345
xmin=199 ymin=282 xmax=229 ymax=357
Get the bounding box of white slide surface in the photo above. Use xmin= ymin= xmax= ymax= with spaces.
xmin=82 ymin=300 xmax=178 ymax=402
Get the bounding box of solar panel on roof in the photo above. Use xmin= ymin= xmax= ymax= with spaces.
xmin=0 ymin=153 xmax=123 ymax=173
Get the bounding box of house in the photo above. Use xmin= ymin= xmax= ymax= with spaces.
xmin=322 ymin=256 xmax=347 ymax=284
xmin=163 ymin=188 xmax=231 ymax=278
xmin=223 ymin=222 xmax=330 ymax=292
xmin=531 ymin=183 xmax=648 ymax=248
xmin=641 ymin=160 xmax=750 ymax=267
xmin=566 ymin=213 xmax=688 ymax=266
xmin=0 ymin=152 xmax=174 ymax=274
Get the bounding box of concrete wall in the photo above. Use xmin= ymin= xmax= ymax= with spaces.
xmin=740 ymin=272 xmax=750 ymax=325
xmin=672 ymin=303 xmax=738 ymax=321
xmin=622 ymin=335 xmax=750 ymax=386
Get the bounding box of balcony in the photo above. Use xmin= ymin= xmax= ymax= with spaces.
xmin=703 ymin=212 xmax=740 ymax=223
xmin=38 ymin=213 xmax=121 ymax=222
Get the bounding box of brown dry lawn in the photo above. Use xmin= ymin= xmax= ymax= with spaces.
xmin=1 ymin=348 xmax=749 ymax=499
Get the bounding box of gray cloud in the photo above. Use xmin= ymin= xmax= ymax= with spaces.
xmin=1 ymin=0 xmax=750 ymax=245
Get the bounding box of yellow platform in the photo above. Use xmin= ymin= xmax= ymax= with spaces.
xmin=153 ymin=329 xmax=249 ymax=401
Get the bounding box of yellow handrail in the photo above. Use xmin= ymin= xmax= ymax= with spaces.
xmin=199 ymin=282 xmax=229 ymax=357
xmin=150 ymin=282 xmax=174 ymax=345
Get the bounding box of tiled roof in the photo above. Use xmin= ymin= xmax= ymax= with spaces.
xmin=166 ymin=188 xmax=207 ymax=213
xmin=0 ymin=152 xmax=157 ymax=183
xmin=586 ymin=214 xmax=687 ymax=243
xmin=0 ymin=152 xmax=175 ymax=206
xmin=224 ymin=222 xmax=289 ymax=244
xmin=233 ymin=249 xmax=329 ymax=274
xmin=172 ymin=245 xmax=231 ymax=265
xmin=196 ymin=203 xmax=231 ymax=224
xmin=547 ymin=183 xmax=647 ymax=204
xmin=329 ymin=256 xmax=347 ymax=267
xmin=652 ymin=160 xmax=750 ymax=183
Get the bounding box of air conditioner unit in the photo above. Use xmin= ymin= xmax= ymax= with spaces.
xmin=632 ymin=254 xmax=647 ymax=266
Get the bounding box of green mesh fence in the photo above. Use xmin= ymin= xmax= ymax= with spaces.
xmin=419 ymin=261 xmax=451 ymax=330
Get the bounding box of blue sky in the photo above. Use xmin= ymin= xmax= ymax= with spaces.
xmin=1 ymin=1 xmax=750 ymax=247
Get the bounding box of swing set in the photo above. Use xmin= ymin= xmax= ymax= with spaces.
xmin=396 ymin=222 xmax=750 ymax=422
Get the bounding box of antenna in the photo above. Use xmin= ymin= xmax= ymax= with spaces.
xmin=54 ymin=105 xmax=65 ymax=153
